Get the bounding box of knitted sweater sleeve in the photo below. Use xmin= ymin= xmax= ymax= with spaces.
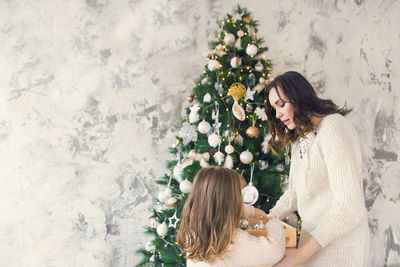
xmin=310 ymin=114 xmax=366 ymax=247
xmin=231 ymin=220 xmax=286 ymax=266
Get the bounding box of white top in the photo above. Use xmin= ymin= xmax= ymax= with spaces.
xmin=186 ymin=219 xmax=285 ymax=267
xmin=270 ymin=113 xmax=369 ymax=266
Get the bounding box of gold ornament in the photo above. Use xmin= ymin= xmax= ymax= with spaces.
xmin=228 ymin=83 xmax=246 ymax=101
xmin=187 ymin=93 xmax=194 ymax=103
xmin=246 ymin=126 xmax=260 ymax=138
xmin=175 ymin=139 xmax=180 ymax=147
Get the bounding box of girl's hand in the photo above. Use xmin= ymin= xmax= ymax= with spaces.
xmin=254 ymin=208 xmax=268 ymax=220
xmin=272 ymin=248 xmax=302 ymax=267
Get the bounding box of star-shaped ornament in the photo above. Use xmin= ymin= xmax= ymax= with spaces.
xmin=244 ymin=86 xmax=256 ymax=101
xmin=168 ymin=211 xmax=180 ymax=229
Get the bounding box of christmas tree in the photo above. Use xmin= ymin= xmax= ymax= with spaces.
xmin=136 ymin=6 xmax=289 ymax=266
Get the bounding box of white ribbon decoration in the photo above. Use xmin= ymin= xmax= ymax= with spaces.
xmin=181 ymin=150 xmax=210 ymax=169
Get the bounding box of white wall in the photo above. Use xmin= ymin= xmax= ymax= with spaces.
xmin=0 ymin=0 xmax=398 ymax=266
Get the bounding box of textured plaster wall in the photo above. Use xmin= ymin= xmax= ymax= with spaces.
xmin=0 ymin=0 xmax=398 ymax=266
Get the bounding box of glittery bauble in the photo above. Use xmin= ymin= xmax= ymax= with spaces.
xmin=228 ymin=83 xmax=247 ymax=101
xmin=180 ymin=179 xmax=193 ymax=193
xmin=240 ymin=150 xmax=253 ymax=164
xmin=198 ymin=120 xmax=211 ymax=134
xmin=234 ymin=134 xmax=244 ymax=146
xmin=246 ymin=44 xmax=258 ymax=56
xmin=246 ymin=126 xmax=260 ymax=138
xmin=208 ymin=133 xmax=222 ymax=147
xmin=232 ymin=101 xmax=246 ymax=121
xmin=156 ymin=222 xmax=168 ymax=236
xmin=165 ymin=196 xmax=178 ymax=209
xmin=224 ymin=33 xmax=236 ymax=44
xmin=179 ymin=122 xmax=198 ymax=145
xmin=230 ymin=57 xmax=242 ymax=68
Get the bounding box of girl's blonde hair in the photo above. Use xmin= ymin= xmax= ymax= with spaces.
xmin=176 ymin=166 xmax=245 ymax=263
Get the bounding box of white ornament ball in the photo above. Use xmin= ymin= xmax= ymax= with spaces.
xmin=203 ymin=93 xmax=212 ymax=103
xmin=224 ymin=144 xmax=235 ymax=154
xmin=230 ymin=57 xmax=242 ymax=68
xmin=208 ymin=133 xmax=222 ymax=147
xmin=198 ymin=120 xmax=211 ymax=134
xmin=156 ymin=222 xmax=168 ymax=236
xmin=237 ymin=30 xmax=245 ymax=38
xmin=224 ymin=33 xmax=236 ymax=44
xmin=150 ymin=255 xmax=156 ymax=264
xmin=255 ymin=61 xmax=264 ymax=72
xmin=145 ymin=240 xmax=155 ymax=251
xmin=157 ymin=188 xmax=172 ymax=203
xmin=207 ymin=59 xmax=219 ymax=71
xmin=180 ymin=179 xmax=193 ymax=193
xmin=246 ymin=44 xmax=258 ymax=56
xmin=240 ymin=150 xmax=254 ymax=164
xmin=173 ymin=164 xmax=183 ymax=182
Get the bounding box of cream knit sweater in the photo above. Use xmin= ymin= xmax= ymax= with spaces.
xmin=186 ymin=206 xmax=285 ymax=267
xmin=270 ymin=113 xmax=369 ymax=266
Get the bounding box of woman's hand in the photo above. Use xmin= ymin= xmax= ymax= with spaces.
xmin=272 ymin=248 xmax=302 ymax=267
xmin=254 ymin=208 xmax=268 ymax=220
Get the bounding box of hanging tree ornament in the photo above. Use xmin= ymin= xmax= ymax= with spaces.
xmin=254 ymin=106 xmax=268 ymax=121
xmin=241 ymin=164 xmax=259 ymax=205
xmin=223 ymin=33 xmax=236 ymax=45
xmin=214 ymin=44 xmax=227 ymax=56
xmin=246 ymin=115 xmax=260 ymax=138
xmin=179 ymin=122 xmax=198 ymax=145
xmin=214 ymin=145 xmax=225 ymax=165
xmin=261 ymin=133 xmax=272 ymax=154
xmin=179 ymin=179 xmax=193 ymax=193
xmin=189 ymin=102 xmax=201 ymax=123
xmin=214 ymin=74 xmax=224 ymax=95
xmin=276 ymin=163 xmax=285 ymax=172
xmin=173 ymin=162 xmax=183 ymax=182
xmin=157 ymin=187 xmax=172 ymax=203
xmin=165 ymin=196 xmax=178 ymax=209
xmin=237 ymin=29 xmax=245 ymax=38
xmin=187 ymin=93 xmax=195 ymax=103
xmin=198 ymin=119 xmax=211 ymax=134
xmin=168 ymin=210 xmax=180 ymax=229
xmin=201 ymin=77 xmax=212 ymax=85
xmin=234 ymin=134 xmax=244 ymax=146
xmin=240 ymin=150 xmax=253 ymax=164
xmin=145 ymin=240 xmax=155 ymax=252
xmin=246 ymin=44 xmax=258 ymax=56
xmin=228 ymin=83 xmax=247 ymax=121
xmin=207 ymin=58 xmax=220 ymax=71
xmin=234 ymin=37 xmax=242 ymax=50
xmin=244 ymin=86 xmax=256 ymax=102
xmin=255 ymin=61 xmax=264 ymax=72
xmin=156 ymin=222 xmax=168 ymax=236
xmin=208 ymin=103 xmax=222 ymax=147
xmin=246 ymin=104 xmax=253 ymax=113
xmin=230 ymin=57 xmax=242 ymax=68
xmin=259 ymin=160 xmax=269 ymax=170
xmin=203 ymin=93 xmax=212 ymax=103
xmin=224 ymin=142 xmax=234 ymax=169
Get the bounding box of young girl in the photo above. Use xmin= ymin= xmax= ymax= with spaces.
xmin=177 ymin=166 xmax=286 ymax=266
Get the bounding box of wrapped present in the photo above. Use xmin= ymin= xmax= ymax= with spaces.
xmin=244 ymin=217 xmax=297 ymax=248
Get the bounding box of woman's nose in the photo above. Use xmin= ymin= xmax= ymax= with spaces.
xmin=276 ymin=109 xmax=282 ymax=119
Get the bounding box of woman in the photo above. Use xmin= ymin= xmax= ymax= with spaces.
xmin=264 ymin=71 xmax=369 ymax=266
xmin=177 ymin=166 xmax=286 ymax=266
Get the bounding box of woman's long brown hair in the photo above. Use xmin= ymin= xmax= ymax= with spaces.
xmin=264 ymin=71 xmax=352 ymax=150
xmin=176 ymin=166 xmax=245 ymax=263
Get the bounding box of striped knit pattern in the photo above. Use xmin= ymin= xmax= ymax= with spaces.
xmin=187 ymin=219 xmax=285 ymax=267
xmin=270 ymin=113 xmax=370 ymax=267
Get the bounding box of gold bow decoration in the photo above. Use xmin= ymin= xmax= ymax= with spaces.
xmin=228 ymin=83 xmax=247 ymax=101
xmin=181 ymin=150 xmax=210 ymax=168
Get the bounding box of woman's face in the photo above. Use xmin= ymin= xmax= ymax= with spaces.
xmin=268 ymin=86 xmax=296 ymax=130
